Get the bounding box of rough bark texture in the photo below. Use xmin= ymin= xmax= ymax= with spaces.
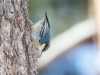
xmin=0 ymin=0 xmax=39 ymax=75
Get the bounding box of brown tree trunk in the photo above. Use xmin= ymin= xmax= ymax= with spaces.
xmin=0 ymin=0 xmax=39 ymax=75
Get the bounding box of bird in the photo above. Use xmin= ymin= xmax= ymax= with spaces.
xmin=31 ymin=12 xmax=50 ymax=57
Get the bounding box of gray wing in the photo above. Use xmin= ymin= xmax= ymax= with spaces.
xmin=39 ymin=12 xmax=50 ymax=45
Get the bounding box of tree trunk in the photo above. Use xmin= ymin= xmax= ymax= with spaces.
xmin=0 ymin=0 xmax=39 ymax=75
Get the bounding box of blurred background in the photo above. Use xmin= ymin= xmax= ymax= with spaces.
xmin=28 ymin=0 xmax=88 ymax=38
xmin=28 ymin=0 xmax=100 ymax=75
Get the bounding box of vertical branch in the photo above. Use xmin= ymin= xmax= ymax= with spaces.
xmin=0 ymin=0 xmax=39 ymax=75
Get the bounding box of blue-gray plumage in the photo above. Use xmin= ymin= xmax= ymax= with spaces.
xmin=39 ymin=12 xmax=50 ymax=51
xmin=31 ymin=12 xmax=50 ymax=57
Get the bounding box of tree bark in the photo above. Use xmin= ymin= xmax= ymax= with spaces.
xmin=0 ymin=0 xmax=39 ymax=75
